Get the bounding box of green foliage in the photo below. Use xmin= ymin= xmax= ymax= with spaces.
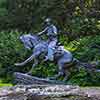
xmin=32 ymin=62 xmax=57 ymax=78
xmin=0 ymin=0 xmax=100 ymax=86
xmin=0 ymin=0 xmax=100 ymax=36
xmin=0 ymin=0 xmax=7 ymax=17
xmin=0 ymin=32 xmax=100 ymax=86
xmin=0 ymin=31 xmax=30 ymax=82
xmin=69 ymin=35 xmax=100 ymax=62
xmin=67 ymin=16 xmax=100 ymax=37
xmin=64 ymin=35 xmax=100 ymax=86
xmin=0 ymin=80 xmax=12 ymax=87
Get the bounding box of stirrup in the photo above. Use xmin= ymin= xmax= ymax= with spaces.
xmin=44 ymin=56 xmax=49 ymax=62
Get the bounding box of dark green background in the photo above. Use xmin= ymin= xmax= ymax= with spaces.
xmin=0 ymin=0 xmax=100 ymax=86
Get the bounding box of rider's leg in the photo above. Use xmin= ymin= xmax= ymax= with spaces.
xmin=47 ymin=47 xmax=54 ymax=61
xmin=46 ymin=39 xmax=57 ymax=61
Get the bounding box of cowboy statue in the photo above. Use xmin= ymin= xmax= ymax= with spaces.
xmin=38 ymin=18 xmax=58 ymax=61
xmin=14 ymin=18 xmax=79 ymax=80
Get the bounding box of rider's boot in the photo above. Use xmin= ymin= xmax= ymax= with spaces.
xmin=44 ymin=55 xmax=54 ymax=62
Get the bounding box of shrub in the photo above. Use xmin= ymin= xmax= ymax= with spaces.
xmin=65 ymin=35 xmax=100 ymax=86
xmin=0 ymin=31 xmax=29 ymax=82
xmin=0 ymin=31 xmax=100 ymax=86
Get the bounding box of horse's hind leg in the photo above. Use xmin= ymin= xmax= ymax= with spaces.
xmin=63 ymin=69 xmax=71 ymax=82
xmin=52 ymin=62 xmax=65 ymax=79
xmin=56 ymin=62 xmax=71 ymax=81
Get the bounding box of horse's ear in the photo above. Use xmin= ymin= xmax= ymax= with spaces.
xmin=19 ymin=34 xmax=24 ymax=40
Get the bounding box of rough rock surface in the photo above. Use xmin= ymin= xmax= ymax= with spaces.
xmin=0 ymin=85 xmax=100 ymax=100
xmin=13 ymin=72 xmax=66 ymax=85
xmin=0 ymin=72 xmax=100 ymax=100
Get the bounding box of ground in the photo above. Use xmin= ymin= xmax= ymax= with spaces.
xmin=81 ymin=87 xmax=100 ymax=98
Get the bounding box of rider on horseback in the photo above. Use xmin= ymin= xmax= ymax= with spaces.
xmin=38 ymin=18 xmax=58 ymax=61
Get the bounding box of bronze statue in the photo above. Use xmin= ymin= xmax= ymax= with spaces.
xmin=15 ymin=19 xmax=100 ymax=81
xmin=15 ymin=33 xmax=75 ymax=80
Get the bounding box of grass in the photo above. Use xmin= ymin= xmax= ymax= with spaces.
xmin=0 ymin=83 xmax=12 ymax=87
xmin=0 ymin=80 xmax=12 ymax=87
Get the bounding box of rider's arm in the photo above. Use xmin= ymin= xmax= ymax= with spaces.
xmin=53 ymin=25 xmax=58 ymax=35
xmin=38 ymin=27 xmax=48 ymax=35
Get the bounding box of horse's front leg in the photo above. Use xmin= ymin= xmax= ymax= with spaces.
xmin=15 ymin=54 xmax=35 ymax=66
xmin=28 ymin=58 xmax=38 ymax=74
xmin=15 ymin=50 xmax=41 ymax=66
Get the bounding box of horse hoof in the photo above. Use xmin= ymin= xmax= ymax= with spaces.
xmin=47 ymin=77 xmax=57 ymax=80
xmin=26 ymin=72 xmax=32 ymax=76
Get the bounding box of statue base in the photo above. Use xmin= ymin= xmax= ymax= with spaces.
xmin=14 ymin=72 xmax=66 ymax=85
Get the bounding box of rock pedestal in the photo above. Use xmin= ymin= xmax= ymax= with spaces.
xmin=0 ymin=85 xmax=87 ymax=100
xmin=13 ymin=72 xmax=66 ymax=85
xmin=0 ymin=85 xmax=100 ymax=100
xmin=0 ymin=72 xmax=100 ymax=100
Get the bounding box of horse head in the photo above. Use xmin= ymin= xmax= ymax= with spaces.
xmin=19 ymin=34 xmax=41 ymax=50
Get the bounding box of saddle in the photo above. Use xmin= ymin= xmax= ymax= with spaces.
xmin=54 ymin=46 xmax=65 ymax=58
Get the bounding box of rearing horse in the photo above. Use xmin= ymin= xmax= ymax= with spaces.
xmin=15 ymin=34 xmax=76 ymax=80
